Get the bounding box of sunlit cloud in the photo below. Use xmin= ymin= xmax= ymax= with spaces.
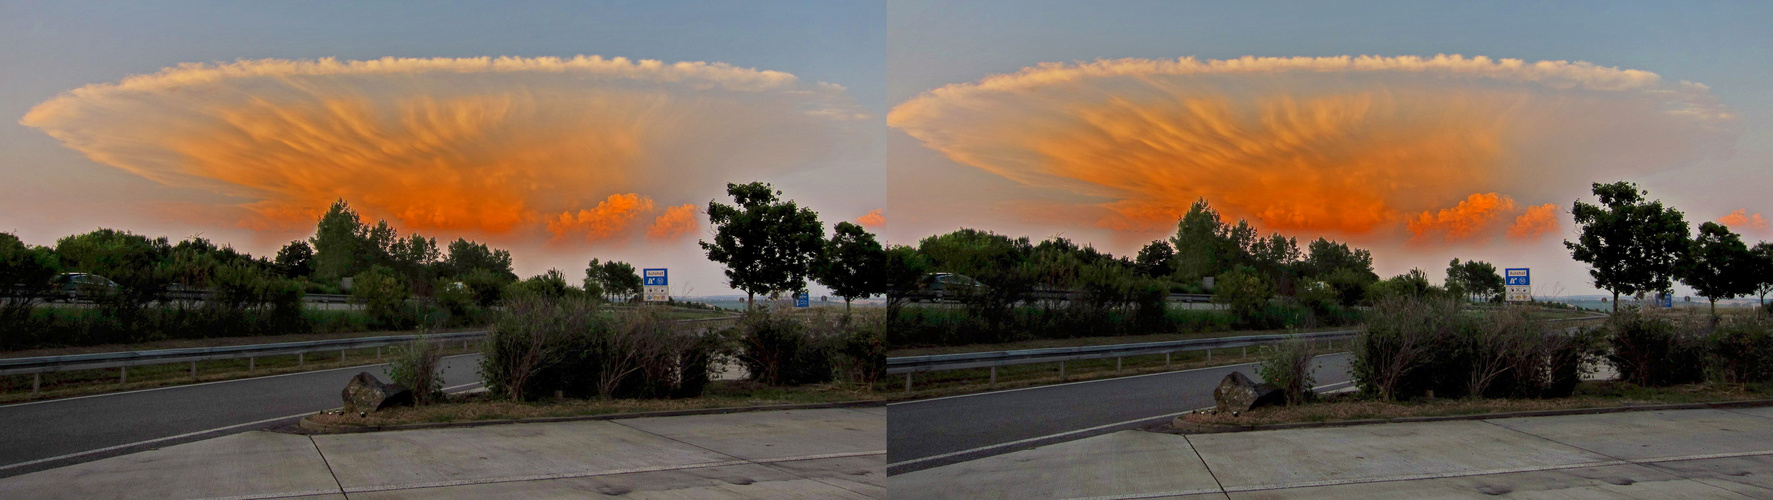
xmin=1407 ymin=193 xmax=1516 ymax=243
xmin=1719 ymin=209 xmax=1769 ymax=232
xmin=647 ymin=204 xmax=700 ymax=240
xmin=21 ymin=56 xmax=868 ymax=244
xmin=1507 ymin=204 xmax=1561 ymax=240
xmin=855 ymin=208 xmax=885 ymax=228
xmin=889 ymin=55 xmax=1738 ymax=242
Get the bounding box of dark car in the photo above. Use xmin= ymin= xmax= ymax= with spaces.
xmin=51 ymin=273 xmax=119 ymax=301
xmin=921 ymin=273 xmax=988 ymax=301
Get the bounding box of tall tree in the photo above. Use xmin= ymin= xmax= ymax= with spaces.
xmin=0 ymin=233 xmax=60 ymax=308
xmin=1303 ymin=238 xmax=1376 ymax=280
xmin=1170 ymin=198 xmax=1228 ymax=281
xmin=599 ymin=260 xmax=641 ymax=302
xmin=816 ymin=222 xmax=887 ymax=311
xmin=446 ymin=238 xmax=515 ymax=282
xmin=1678 ymin=222 xmax=1757 ymax=316
xmin=884 ymin=245 xmax=930 ymax=320
xmin=700 ymin=182 xmax=824 ymax=308
xmin=1134 ymin=240 xmax=1174 ymax=279
xmin=310 ymin=199 xmax=368 ymax=282
xmin=1565 ymin=182 xmax=1691 ymax=312
xmin=582 ymin=258 xmax=607 ymax=300
xmin=1752 ymin=242 xmax=1773 ymax=307
xmin=1446 ymin=258 xmax=1504 ymax=303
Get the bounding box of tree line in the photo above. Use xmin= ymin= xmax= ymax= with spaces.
xmin=1566 ymin=181 xmax=1773 ymax=315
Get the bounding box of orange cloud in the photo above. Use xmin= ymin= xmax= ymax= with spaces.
xmin=855 ymin=208 xmax=885 ymax=228
xmin=1719 ymin=209 xmax=1769 ymax=231
xmin=21 ymin=56 xmax=867 ymax=243
xmin=1508 ymin=204 xmax=1561 ymax=240
xmin=546 ymin=193 xmax=654 ymax=241
xmin=1407 ymin=193 xmax=1517 ymax=242
xmin=647 ymin=204 xmax=699 ymax=240
xmin=889 ymin=55 xmax=1738 ymax=238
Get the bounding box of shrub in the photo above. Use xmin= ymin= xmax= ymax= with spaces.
xmin=387 ymin=336 xmax=447 ymax=405
xmin=1706 ymin=317 xmax=1773 ymax=384
xmin=831 ymin=310 xmax=886 ymax=386
xmin=1606 ymin=311 xmax=1706 ymax=386
xmin=353 ymin=267 xmax=414 ymax=330
xmin=1257 ymin=337 xmax=1317 ymax=405
xmin=735 ymin=308 xmax=833 ymax=386
xmin=1213 ymin=267 xmax=1273 ymax=324
xmin=478 ymin=296 xmax=715 ymax=401
xmin=1353 ymin=297 xmax=1462 ymax=401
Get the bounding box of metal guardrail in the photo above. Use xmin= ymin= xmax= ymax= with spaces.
xmin=894 ymin=290 xmax=1215 ymax=304
xmin=1 ymin=314 xmax=742 ymax=395
xmin=888 ymin=329 xmax=1358 ymax=391
xmin=886 ymin=314 xmax=1610 ymax=391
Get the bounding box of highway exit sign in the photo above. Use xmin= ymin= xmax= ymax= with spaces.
xmin=1505 ymin=268 xmax=1529 ymax=286
xmin=643 ymin=268 xmax=668 ymax=302
xmin=1505 ymin=268 xmax=1530 ymax=302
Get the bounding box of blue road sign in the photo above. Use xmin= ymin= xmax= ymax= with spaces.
xmin=794 ymin=292 xmax=809 ymax=308
xmin=1657 ymin=293 xmax=1673 ymax=308
xmin=643 ymin=268 xmax=667 ymax=286
xmin=1505 ymin=268 xmax=1530 ymax=286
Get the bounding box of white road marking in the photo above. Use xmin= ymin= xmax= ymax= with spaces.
xmin=0 ymin=353 xmax=482 ymax=409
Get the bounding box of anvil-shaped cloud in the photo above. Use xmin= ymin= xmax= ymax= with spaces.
xmin=22 ymin=56 xmax=870 ymax=244
xmin=889 ymin=55 xmax=1739 ymax=243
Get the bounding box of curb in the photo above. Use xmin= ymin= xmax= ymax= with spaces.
xmin=298 ymin=399 xmax=884 ymax=434
xmin=1164 ymin=398 xmax=1773 ymax=434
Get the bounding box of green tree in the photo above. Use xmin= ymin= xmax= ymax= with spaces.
xmin=1565 ymin=181 xmax=1691 ymax=312
xmin=599 ymin=261 xmax=641 ymax=302
xmin=352 ymin=266 xmax=412 ymax=329
xmin=54 ymin=229 xmax=172 ymax=315
xmin=1304 ymin=238 xmax=1376 ymax=280
xmin=1752 ymin=242 xmax=1773 ymax=307
xmin=1446 ymin=258 xmax=1504 ymax=303
xmin=1213 ymin=267 xmax=1274 ymax=321
xmin=1677 ymin=222 xmax=1757 ymax=316
xmin=815 ymin=221 xmax=886 ymax=311
xmin=884 ymin=245 xmax=930 ymax=320
xmin=1171 ymin=198 xmax=1228 ymax=281
xmin=582 ymin=258 xmax=607 ymax=300
xmin=700 ymin=182 xmax=825 ymax=308
xmin=1134 ymin=240 xmax=1174 ymax=279
xmin=445 ymin=238 xmax=516 ymax=281
xmin=275 ymin=240 xmax=314 ymax=278
xmin=1 ymin=233 xmax=61 ymax=328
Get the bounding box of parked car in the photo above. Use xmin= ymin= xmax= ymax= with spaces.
xmin=52 ymin=273 xmax=119 ymax=302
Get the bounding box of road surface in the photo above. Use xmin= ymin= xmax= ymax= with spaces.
xmin=0 ymin=354 xmax=486 ymax=478
xmin=886 ymin=352 xmax=1352 ymax=474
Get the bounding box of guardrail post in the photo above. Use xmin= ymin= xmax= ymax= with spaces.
xmin=340 ymin=349 xmax=346 ymax=362
xmin=1206 ymin=350 xmax=1212 ymax=362
xmin=190 ymin=361 xmax=197 ymax=379
xmin=1116 ymin=356 xmax=1122 ymax=371
xmin=33 ymin=373 xmax=41 ymax=395
xmin=989 ymin=366 xmax=997 ymax=386
xmin=298 ymin=352 xmax=304 ymax=367
xmin=1059 ymin=361 xmax=1066 ymax=380
xmin=120 ymin=366 xmax=127 ymax=385
xmin=249 ymin=357 xmax=255 ymax=372
xmin=904 ymin=373 xmax=912 ymax=393
xmin=1165 ymin=352 xmax=1171 ymax=367
xmin=1241 ymin=346 xmax=1246 ymax=357
xmin=376 ymin=347 xmax=382 ymax=360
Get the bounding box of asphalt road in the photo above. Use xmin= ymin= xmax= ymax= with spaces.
xmin=886 ymin=352 xmax=1353 ymax=474
xmin=0 ymin=353 xmax=486 ymax=479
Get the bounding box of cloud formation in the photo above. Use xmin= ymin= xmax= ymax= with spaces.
xmin=1507 ymin=204 xmax=1561 ymax=240
xmin=890 ymin=55 xmax=1738 ymax=243
xmin=855 ymin=208 xmax=885 ymax=228
xmin=647 ymin=204 xmax=700 ymax=240
xmin=22 ymin=56 xmax=867 ymax=244
xmin=1719 ymin=209 xmax=1769 ymax=232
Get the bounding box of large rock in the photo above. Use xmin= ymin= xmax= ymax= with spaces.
xmin=1213 ymin=371 xmax=1284 ymax=413
xmin=342 ymin=372 xmax=413 ymax=413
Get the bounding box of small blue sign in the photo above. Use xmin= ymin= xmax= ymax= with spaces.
xmin=794 ymin=292 xmax=809 ymax=308
xmin=1504 ymin=268 xmax=1530 ymax=286
xmin=1657 ymin=293 xmax=1673 ymax=308
xmin=643 ymin=268 xmax=667 ymax=286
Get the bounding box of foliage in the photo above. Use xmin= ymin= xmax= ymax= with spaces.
xmin=1353 ymin=297 xmax=1595 ymax=402
xmin=815 ymin=221 xmax=887 ymax=309
xmin=884 ymin=245 xmax=930 ymax=321
xmin=1677 ymin=222 xmax=1758 ymax=315
xmin=733 ymin=308 xmax=833 ymax=386
xmin=352 ymin=266 xmax=413 ymax=330
xmin=1257 ymin=337 xmax=1317 ymax=405
xmin=701 ymin=182 xmax=825 ymax=307
xmin=508 ymin=269 xmax=579 ymax=299
xmin=1605 ymin=310 xmax=1707 ymax=386
xmin=387 ymin=336 xmax=448 ymax=405
xmin=274 ymin=241 xmax=313 ymax=278
xmin=1565 ymin=181 xmax=1691 ymax=311
xmin=479 ymin=296 xmax=716 ymax=401
xmin=1445 ymin=258 xmax=1504 ymax=303
xmin=1367 ymin=269 xmax=1442 ymax=302
xmin=1213 ymin=267 xmax=1273 ymax=323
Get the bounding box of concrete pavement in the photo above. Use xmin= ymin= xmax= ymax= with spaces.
xmin=891 ymin=407 xmax=1773 ymax=499
xmin=0 ymin=406 xmax=884 ymax=499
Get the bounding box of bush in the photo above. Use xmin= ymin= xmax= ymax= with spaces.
xmin=387 ymin=336 xmax=447 ymax=405
xmin=353 ymin=267 xmax=414 ymax=330
xmin=735 ymin=308 xmax=834 ymax=386
xmin=1353 ymin=297 xmax=1462 ymax=401
xmin=1257 ymin=337 xmax=1316 ymax=405
xmin=1706 ymin=317 xmax=1773 ymax=384
xmin=1606 ymin=311 xmax=1706 ymax=386
xmin=478 ymin=296 xmax=714 ymax=401
xmin=1354 ymin=298 xmax=1599 ymax=401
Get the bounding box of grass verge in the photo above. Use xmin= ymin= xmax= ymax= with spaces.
xmin=306 ymin=380 xmax=882 ymax=427
xmin=1172 ymin=381 xmax=1773 ymax=430
xmin=888 ymin=326 xmax=1352 ymax=357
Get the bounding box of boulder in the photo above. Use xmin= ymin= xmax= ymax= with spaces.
xmin=1213 ymin=371 xmax=1284 ymax=413
xmin=342 ymin=372 xmax=413 ymax=413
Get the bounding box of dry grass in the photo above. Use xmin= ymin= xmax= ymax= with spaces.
xmin=308 ymin=380 xmax=881 ymax=426
xmin=1175 ymin=381 xmax=1773 ymax=428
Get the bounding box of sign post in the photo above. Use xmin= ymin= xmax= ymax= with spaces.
xmin=643 ymin=268 xmax=668 ymax=302
xmin=1504 ymin=268 xmax=1531 ymax=302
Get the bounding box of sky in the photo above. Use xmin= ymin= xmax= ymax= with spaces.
xmin=0 ymin=1 xmax=885 ymax=297
xmin=885 ymin=1 xmax=1773 ymax=298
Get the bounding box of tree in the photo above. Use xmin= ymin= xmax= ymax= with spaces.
xmin=1134 ymin=240 xmax=1174 ymax=279
xmin=582 ymin=259 xmax=607 ymax=300
xmin=884 ymin=245 xmax=930 ymax=321
xmin=1213 ymin=266 xmax=1274 ymax=321
xmin=1752 ymin=242 xmax=1773 ymax=307
xmin=275 ymin=241 xmax=314 ymax=278
xmin=700 ymin=182 xmax=825 ymax=308
xmin=815 ymin=222 xmax=886 ymax=311
xmin=54 ymin=229 xmax=172 ymax=315
xmin=1171 ymin=198 xmax=1228 ymax=281
xmin=446 ymin=238 xmax=515 ymax=281
xmin=1678 ymin=222 xmax=1757 ymax=316
xmin=600 ymin=261 xmax=641 ymax=302
xmin=310 ymin=199 xmax=369 ymax=282
xmin=1565 ymin=182 xmax=1690 ymax=312
xmin=1 ymin=233 xmax=60 ymax=306
xmin=1446 ymin=258 xmax=1504 ymax=303
xmin=1304 ymin=238 xmax=1376 ymax=280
